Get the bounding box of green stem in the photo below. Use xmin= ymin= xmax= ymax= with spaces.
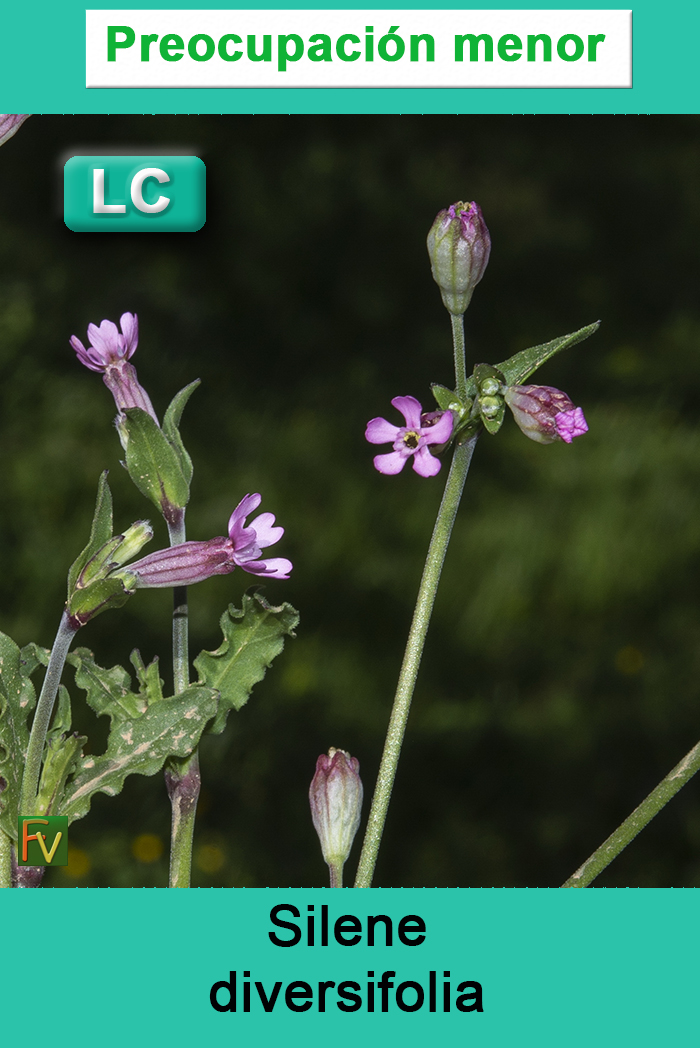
xmin=165 ymin=511 xmax=200 ymax=889
xmin=0 ymin=828 xmax=12 ymax=888
xmin=19 ymin=612 xmax=77 ymax=818
xmin=329 ymin=861 xmax=343 ymax=889
xmin=451 ymin=313 xmax=468 ymax=400
xmin=354 ymin=312 xmax=475 ymax=889
xmin=562 ymin=737 xmax=700 ymax=888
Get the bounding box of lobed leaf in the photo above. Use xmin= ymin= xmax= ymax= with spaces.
xmin=195 ymin=592 xmax=299 ymax=735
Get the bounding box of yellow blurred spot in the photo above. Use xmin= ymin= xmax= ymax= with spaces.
xmin=196 ymin=844 xmax=225 ymax=874
xmin=132 ymin=833 xmax=164 ymax=864
xmin=63 ymin=846 xmax=91 ymax=879
xmin=615 ymin=645 xmax=645 ymax=676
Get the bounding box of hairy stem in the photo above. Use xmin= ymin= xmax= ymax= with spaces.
xmin=19 ymin=612 xmax=78 ymax=819
xmin=165 ymin=511 xmax=200 ymax=888
xmin=562 ymin=738 xmax=700 ymax=888
xmin=354 ymin=313 xmax=476 ymax=888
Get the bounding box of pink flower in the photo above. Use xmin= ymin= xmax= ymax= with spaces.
xmin=504 ymin=385 xmax=588 ymax=445
xmin=120 ymin=493 xmax=292 ymax=588
xmin=70 ymin=312 xmax=158 ymax=422
xmin=365 ymin=396 xmax=453 ymax=477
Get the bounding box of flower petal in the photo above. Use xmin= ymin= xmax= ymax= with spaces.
xmin=373 ymin=451 xmax=407 ymax=475
xmin=390 ymin=395 xmax=422 ymax=429
xmin=228 ymin=493 xmax=262 ymax=537
xmin=119 ymin=312 xmax=139 ymax=357
xmin=249 ymin=511 xmax=284 ymax=549
xmin=240 ymin=556 xmax=293 ymax=580
xmin=365 ymin=417 xmax=400 ymax=445
xmin=555 ymin=407 xmax=588 ymax=443
xmin=422 ymin=409 xmax=453 ymax=445
xmin=412 ymin=446 xmax=442 ymax=477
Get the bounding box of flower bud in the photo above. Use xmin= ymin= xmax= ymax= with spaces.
xmin=309 ymin=748 xmax=363 ymax=886
xmin=426 ymin=201 xmax=491 ymax=315
xmin=504 ymin=385 xmax=588 ymax=445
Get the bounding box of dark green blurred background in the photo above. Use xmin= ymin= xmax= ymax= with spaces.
xmin=2 ymin=115 xmax=700 ymax=888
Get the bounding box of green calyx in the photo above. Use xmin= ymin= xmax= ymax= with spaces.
xmin=66 ymin=472 xmax=154 ymax=629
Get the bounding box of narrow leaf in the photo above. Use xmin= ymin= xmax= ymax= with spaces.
xmin=494 ymin=321 xmax=601 ymax=389
xmin=67 ymin=471 xmax=113 ymax=595
xmin=163 ymin=379 xmax=200 ymax=486
xmin=68 ymin=647 xmax=146 ymax=721
xmin=195 ymin=592 xmax=299 ymax=735
xmin=122 ymin=407 xmax=190 ymax=516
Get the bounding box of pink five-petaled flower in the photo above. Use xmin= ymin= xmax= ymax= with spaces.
xmin=70 ymin=312 xmax=158 ymax=422
xmin=504 ymin=385 xmax=588 ymax=445
xmin=0 ymin=115 xmax=29 ymax=147
xmin=118 ymin=493 xmax=292 ymax=589
xmin=365 ymin=396 xmax=453 ymax=477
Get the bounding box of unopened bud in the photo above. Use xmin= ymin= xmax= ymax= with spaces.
xmin=504 ymin=385 xmax=588 ymax=445
xmin=309 ymin=747 xmax=363 ymax=887
xmin=426 ymin=201 xmax=491 ymax=315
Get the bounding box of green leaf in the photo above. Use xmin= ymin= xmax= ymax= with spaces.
xmin=0 ymin=631 xmax=37 ymax=839
xmin=163 ymin=379 xmax=200 ymax=486
xmin=431 ymin=383 xmax=465 ymax=414
xmin=35 ymin=685 xmax=86 ymax=818
xmin=493 ymin=321 xmax=601 ymax=389
xmin=19 ymin=642 xmax=49 ymax=677
xmin=195 ymin=592 xmax=299 ymax=735
xmin=68 ymin=648 xmax=147 ymax=721
xmin=122 ymin=407 xmax=190 ymax=517
xmin=67 ymin=471 xmax=113 ymax=596
xmin=61 ymin=651 xmax=218 ymax=823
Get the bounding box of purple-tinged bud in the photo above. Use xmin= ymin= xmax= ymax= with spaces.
xmin=310 ymin=747 xmax=363 ymax=887
xmin=427 ymin=201 xmax=491 ymax=315
xmin=504 ymin=385 xmax=588 ymax=445
xmin=0 ymin=114 xmax=29 ymax=147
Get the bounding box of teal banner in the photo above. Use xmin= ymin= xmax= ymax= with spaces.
xmin=2 ymin=888 xmax=697 ymax=1044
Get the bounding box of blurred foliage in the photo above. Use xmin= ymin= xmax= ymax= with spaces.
xmin=2 ymin=115 xmax=700 ymax=886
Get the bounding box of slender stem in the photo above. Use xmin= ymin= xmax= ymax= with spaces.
xmin=354 ymin=436 xmax=477 ymax=887
xmin=451 ymin=313 xmax=468 ymax=400
xmin=0 ymin=828 xmax=11 ymax=888
xmin=19 ymin=612 xmax=77 ymax=818
xmin=562 ymin=737 xmax=700 ymax=888
xmin=329 ymin=861 xmax=343 ymax=889
xmin=165 ymin=511 xmax=200 ymax=888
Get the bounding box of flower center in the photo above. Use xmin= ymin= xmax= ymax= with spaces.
xmin=402 ymin=430 xmax=420 ymax=450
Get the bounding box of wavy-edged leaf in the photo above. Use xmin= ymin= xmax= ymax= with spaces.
xmin=195 ymin=592 xmax=299 ymax=735
xmin=0 ymin=631 xmax=37 ymax=839
xmin=35 ymin=683 xmax=86 ymax=817
xmin=163 ymin=379 xmax=200 ymax=486
xmin=61 ymin=682 xmax=218 ymax=823
xmin=67 ymin=471 xmax=113 ymax=596
xmin=67 ymin=647 xmax=147 ymax=720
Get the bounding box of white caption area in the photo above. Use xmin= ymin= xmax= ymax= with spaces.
xmin=86 ymin=9 xmax=632 ymax=89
